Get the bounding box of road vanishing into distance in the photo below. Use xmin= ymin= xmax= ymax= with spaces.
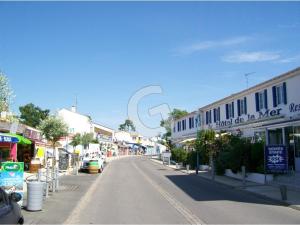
xmin=65 ymin=156 xmax=300 ymax=224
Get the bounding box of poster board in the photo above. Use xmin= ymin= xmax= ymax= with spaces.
xmin=265 ymin=145 xmax=288 ymax=174
xmin=0 ymin=162 xmax=24 ymax=206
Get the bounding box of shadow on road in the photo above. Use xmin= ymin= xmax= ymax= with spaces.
xmin=165 ymin=174 xmax=283 ymax=206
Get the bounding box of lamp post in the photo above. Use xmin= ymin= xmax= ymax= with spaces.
xmin=196 ymin=150 xmax=199 ymax=175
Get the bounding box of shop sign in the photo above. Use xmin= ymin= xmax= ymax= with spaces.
xmin=289 ymin=102 xmax=300 ymax=113
xmin=265 ymin=145 xmax=288 ymax=174
xmin=0 ymin=162 xmax=24 ymax=206
xmin=216 ymin=108 xmax=282 ymax=128
xmin=24 ymin=128 xmax=42 ymax=141
xmin=0 ymin=134 xmax=19 ymax=143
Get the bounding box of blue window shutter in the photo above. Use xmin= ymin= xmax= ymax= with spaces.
xmin=237 ymin=99 xmax=241 ymax=117
xmin=218 ymin=107 xmax=220 ymax=121
xmin=231 ymin=102 xmax=234 ymax=117
xmin=255 ymin=92 xmax=259 ymax=111
xmin=272 ymin=86 xmax=277 ymax=107
xmin=206 ymin=111 xmax=208 ymax=124
xmin=264 ymin=89 xmax=268 ymax=109
xmin=213 ymin=109 xmax=216 ymax=122
xmin=209 ymin=110 xmax=212 ymax=123
xmin=283 ymin=82 xmax=287 ymax=104
xmin=226 ymin=104 xmax=229 ymax=119
xmin=244 ymin=97 xmax=247 ymax=114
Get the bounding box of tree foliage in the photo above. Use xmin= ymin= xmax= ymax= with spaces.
xmin=39 ymin=116 xmax=68 ymax=148
xmin=119 ymin=119 xmax=136 ymax=132
xmin=171 ymin=147 xmax=188 ymax=164
xmin=0 ymin=72 xmax=14 ymax=112
xmin=70 ymin=133 xmax=81 ymax=149
xmin=81 ymin=133 xmax=94 ymax=149
xmin=160 ymin=108 xmax=188 ymax=139
xmin=19 ymin=103 xmax=50 ymax=128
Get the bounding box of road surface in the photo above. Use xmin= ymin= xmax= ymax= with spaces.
xmin=65 ymin=156 xmax=300 ymax=224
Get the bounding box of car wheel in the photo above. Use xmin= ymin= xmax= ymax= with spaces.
xmin=18 ymin=217 xmax=24 ymax=225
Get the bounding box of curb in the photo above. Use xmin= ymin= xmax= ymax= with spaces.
xmin=150 ymin=158 xmax=300 ymax=212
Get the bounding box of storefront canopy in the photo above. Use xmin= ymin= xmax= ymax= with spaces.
xmin=0 ymin=133 xmax=32 ymax=145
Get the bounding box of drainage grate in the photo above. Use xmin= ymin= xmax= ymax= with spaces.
xmin=58 ymin=184 xmax=79 ymax=191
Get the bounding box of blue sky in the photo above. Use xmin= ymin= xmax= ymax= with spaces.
xmin=0 ymin=2 xmax=300 ymax=137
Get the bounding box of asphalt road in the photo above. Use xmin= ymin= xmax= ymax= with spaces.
xmin=65 ymin=156 xmax=300 ymax=224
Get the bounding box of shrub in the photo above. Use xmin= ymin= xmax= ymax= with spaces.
xmin=171 ymin=147 xmax=187 ymax=164
xmin=215 ymin=135 xmax=265 ymax=174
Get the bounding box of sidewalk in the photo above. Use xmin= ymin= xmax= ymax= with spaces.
xmin=150 ymin=158 xmax=300 ymax=211
xmin=23 ymin=172 xmax=100 ymax=224
xmin=22 ymin=155 xmax=136 ymax=224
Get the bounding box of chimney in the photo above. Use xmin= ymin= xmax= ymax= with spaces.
xmin=71 ymin=106 xmax=76 ymax=113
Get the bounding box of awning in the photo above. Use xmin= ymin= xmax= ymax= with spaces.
xmin=0 ymin=133 xmax=32 ymax=145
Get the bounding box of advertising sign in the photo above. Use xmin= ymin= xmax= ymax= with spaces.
xmin=265 ymin=145 xmax=288 ymax=173
xmin=0 ymin=134 xmax=19 ymax=143
xmin=0 ymin=162 xmax=24 ymax=206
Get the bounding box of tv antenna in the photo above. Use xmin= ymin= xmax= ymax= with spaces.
xmin=244 ymin=72 xmax=255 ymax=88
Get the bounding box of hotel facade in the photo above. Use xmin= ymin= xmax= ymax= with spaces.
xmin=171 ymin=67 xmax=300 ymax=172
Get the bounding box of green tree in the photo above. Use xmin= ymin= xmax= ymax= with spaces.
xmin=160 ymin=108 xmax=188 ymax=140
xmin=0 ymin=72 xmax=14 ymax=112
xmin=19 ymin=103 xmax=50 ymax=128
xmin=39 ymin=116 xmax=68 ymax=152
xmin=160 ymin=109 xmax=188 ymax=149
xmin=81 ymin=133 xmax=94 ymax=149
xmin=70 ymin=133 xmax=81 ymax=150
xmin=118 ymin=119 xmax=136 ymax=132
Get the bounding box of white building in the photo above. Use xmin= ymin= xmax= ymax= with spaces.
xmin=171 ymin=111 xmax=201 ymax=144
xmin=92 ymin=122 xmax=116 ymax=153
xmin=114 ymin=131 xmax=133 ymax=143
xmin=172 ymin=67 xmax=300 ymax=172
xmin=58 ymin=107 xmax=92 ymax=135
xmin=58 ymin=107 xmax=117 ymax=155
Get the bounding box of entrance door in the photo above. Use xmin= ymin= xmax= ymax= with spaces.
xmin=294 ymin=126 xmax=300 ymax=172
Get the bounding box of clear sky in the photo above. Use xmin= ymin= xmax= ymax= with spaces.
xmin=0 ymin=1 xmax=300 ymax=137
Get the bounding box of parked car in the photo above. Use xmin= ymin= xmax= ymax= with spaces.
xmin=80 ymin=152 xmax=105 ymax=172
xmin=0 ymin=187 xmax=24 ymax=224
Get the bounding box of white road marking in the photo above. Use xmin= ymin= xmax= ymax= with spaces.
xmin=132 ymin=161 xmax=205 ymax=225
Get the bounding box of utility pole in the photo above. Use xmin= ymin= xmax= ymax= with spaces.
xmin=75 ymin=94 xmax=78 ymax=109
xmin=244 ymin=72 xmax=255 ymax=88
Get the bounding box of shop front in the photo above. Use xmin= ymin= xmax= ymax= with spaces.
xmin=0 ymin=133 xmax=18 ymax=162
xmin=0 ymin=133 xmax=32 ymax=165
xmin=265 ymin=122 xmax=300 ymax=172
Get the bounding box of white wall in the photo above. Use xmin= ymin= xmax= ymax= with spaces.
xmin=114 ymin=131 xmax=133 ymax=143
xmin=172 ymin=70 xmax=300 ymax=141
xmin=201 ymin=74 xmax=300 ymax=132
xmin=58 ymin=108 xmax=92 ymax=135
xmin=171 ymin=112 xmax=200 ymax=141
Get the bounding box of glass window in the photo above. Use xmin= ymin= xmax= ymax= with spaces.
xmin=240 ymin=99 xmax=245 ymax=115
xmin=268 ymin=128 xmax=283 ymax=145
xmin=228 ymin=104 xmax=234 ymax=118
xmin=258 ymin=92 xmax=265 ymax=110
xmin=294 ymin=126 xmax=300 ymax=158
xmin=276 ymin=85 xmax=284 ymax=105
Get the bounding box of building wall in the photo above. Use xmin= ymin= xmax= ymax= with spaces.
xmin=58 ymin=108 xmax=92 ymax=135
xmin=171 ymin=112 xmax=201 ymax=141
xmin=172 ymin=68 xmax=300 ymax=141
xmin=114 ymin=131 xmax=133 ymax=143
